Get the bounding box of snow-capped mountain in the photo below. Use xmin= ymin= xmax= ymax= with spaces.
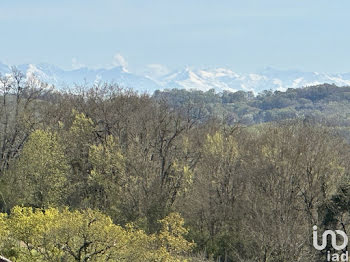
xmin=155 ymin=67 xmax=350 ymax=93
xmin=0 ymin=63 xmax=160 ymax=93
xmin=1 ymin=62 xmax=350 ymax=94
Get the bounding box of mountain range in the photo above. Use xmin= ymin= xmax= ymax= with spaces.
xmin=1 ymin=62 xmax=350 ymax=94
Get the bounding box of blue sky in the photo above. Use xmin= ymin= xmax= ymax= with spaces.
xmin=0 ymin=0 xmax=349 ymax=73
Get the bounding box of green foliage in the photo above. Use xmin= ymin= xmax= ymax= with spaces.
xmin=4 ymin=129 xmax=69 ymax=208
xmin=158 ymin=213 xmax=195 ymax=256
xmin=154 ymin=84 xmax=350 ymax=130
xmin=88 ymin=135 xmax=125 ymax=214
xmin=0 ymin=207 xmax=194 ymax=262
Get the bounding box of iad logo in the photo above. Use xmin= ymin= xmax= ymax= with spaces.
xmin=313 ymin=225 xmax=349 ymax=261
xmin=313 ymin=225 xmax=348 ymax=251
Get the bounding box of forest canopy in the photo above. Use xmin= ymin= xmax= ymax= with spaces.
xmin=0 ymin=69 xmax=350 ymax=261
xmin=154 ymin=84 xmax=350 ymax=128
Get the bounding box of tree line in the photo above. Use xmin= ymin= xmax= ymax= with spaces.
xmin=154 ymin=84 xmax=350 ymax=129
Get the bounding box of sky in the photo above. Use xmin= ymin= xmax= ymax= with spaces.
xmin=0 ymin=0 xmax=350 ymax=73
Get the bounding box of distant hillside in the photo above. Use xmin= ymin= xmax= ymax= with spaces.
xmin=153 ymin=84 xmax=350 ymax=128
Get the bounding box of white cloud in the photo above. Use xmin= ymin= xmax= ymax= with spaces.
xmin=71 ymin=58 xmax=85 ymax=70
xmin=112 ymin=53 xmax=128 ymax=70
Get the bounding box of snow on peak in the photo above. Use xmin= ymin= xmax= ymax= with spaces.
xmin=0 ymin=62 xmax=350 ymax=93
